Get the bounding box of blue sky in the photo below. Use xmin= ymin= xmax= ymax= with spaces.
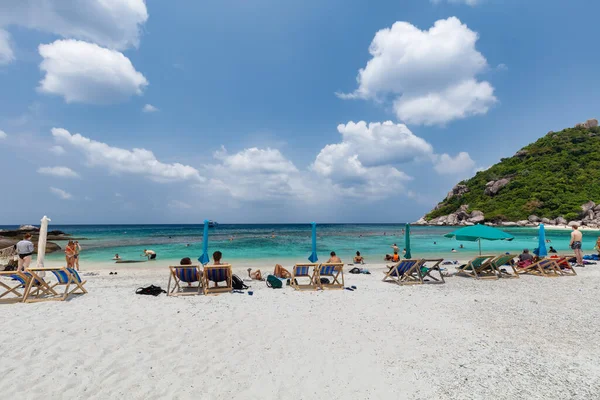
xmin=0 ymin=0 xmax=598 ymax=224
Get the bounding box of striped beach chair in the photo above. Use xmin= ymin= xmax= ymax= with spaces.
xmin=0 ymin=271 xmax=33 ymax=303
xmin=550 ymin=256 xmax=577 ymax=276
xmin=290 ymin=263 xmax=319 ymax=291
xmin=315 ymin=262 xmax=344 ymax=289
xmin=202 ymin=264 xmax=232 ymax=295
xmin=455 ymin=255 xmax=497 ymax=279
xmin=23 ymin=266 xmax=87 ymax=303
xmin=383 ymin=259 xmax=424 ymax=285
xmin=167 ymin=265 xmax=203 ymax=296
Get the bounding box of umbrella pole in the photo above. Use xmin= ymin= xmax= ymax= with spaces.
xmin=478 ymin=239 xmax=481 ymax=255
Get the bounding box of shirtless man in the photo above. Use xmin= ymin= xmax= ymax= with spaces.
xmin=327 ymin=251 xmax=342 ymax=263
xmin=570 ymin=225 xmax=584 ymax=266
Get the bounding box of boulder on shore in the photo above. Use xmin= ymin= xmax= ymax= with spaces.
xmin=568 ymin=220 xmax=582 ymax=227
xmin=528 ymin=215 xmax=540 ymax=223
xmin=581 ymin=201 xmax=596 ymax=215
xmin=484 ymin=178 xmax=511 ymax=196
xmin=555 ymin=216 xmax=567 ymax=225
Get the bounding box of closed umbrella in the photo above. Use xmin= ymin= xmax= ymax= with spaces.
xmin=36 ymin=216 xmax=51 ymax=278
xmin=308 ymin=222 xmax=318 ymax=263
xmin=537 ymin=223 xmax=548 ymax=257
xmin=445 ymin=224 xmax=514 ymax=255
xmin=198 ymin=220 xmax=210 ymax=265
xmin=404 ymin=223 xmax=412 ymax=259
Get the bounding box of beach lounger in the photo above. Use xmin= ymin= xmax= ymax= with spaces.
xmin=455 ymin=255 xmax=497 ymax=280
xmin=383 ymin=259 xmax=424 ymax=285
xmin=314 ymin=263 xmax=344 ymax=289
xmin=490 ymin=254 xmax=519 ymax=279
xmin=202 ymin=264 xmax=232 ymax=295
xmin=549 ymin=256 xmax=577 ymax=276
xmin=0 ymin=271 xmax=34 ymax=303
xmin=515 ymin=258 xmax=561 ymax=277
xmin=167 ymin=265 xmax=203 ymax=296
xmin=23 ymin=267 xmax=87 ymax=303
xmin=419 ymin=259 xmax=445 ymax=284
xmin=290 ymin=263 xmax=319 ymax=291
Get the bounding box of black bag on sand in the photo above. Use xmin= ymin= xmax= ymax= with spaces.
xmin=136 ymin=285 xmax=166 ymax=296
xmin=232 ymin=274 xmax=249 ymax=290
xmin=320 ymin=278 xmax=330 ymax=284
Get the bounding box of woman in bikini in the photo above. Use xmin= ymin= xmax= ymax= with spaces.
xmin=247 ymin=264 xmax=291 ymax=280
xmin=65 ymin=241 xmax=75 ymax=268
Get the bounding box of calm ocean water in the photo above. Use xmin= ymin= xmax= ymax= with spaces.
xmin=2 ymin=224 xmax=597 ymax=264
xmin=0 ymin=224 xmax=598 ymax=262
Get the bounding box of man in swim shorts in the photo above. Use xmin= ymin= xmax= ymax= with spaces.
xmin=570 ymin=225 xmax=584 ymax=267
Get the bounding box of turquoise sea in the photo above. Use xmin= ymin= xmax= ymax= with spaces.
xmin=2 ymin=224 xmax=598 ymax=265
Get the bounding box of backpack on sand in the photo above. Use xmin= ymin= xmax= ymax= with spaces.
xmin=232 ymin=274 xmax=249 ymax=290
xmin=135 ymin=285 xmax=166 ymax=296
xmin=266 ymin=274 xmax=283 ymax=289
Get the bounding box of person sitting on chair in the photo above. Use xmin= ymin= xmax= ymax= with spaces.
xmin=519 ymin=249 xmax=534 ymax=262
xmin=327 ymin=251 xmax=342 ymax=263
xmin=180 ymin=257 xmax=200 ymax=286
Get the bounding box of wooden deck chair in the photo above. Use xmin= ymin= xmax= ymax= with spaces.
xmin=490 ymin=254 xmax=519 ymax=279
xmin=23 ymin=267 xmax=87 ymax=303
xmin=419 ymin=259 xmax=445 ymax=284
xmin=550 ymin=256 xmax=577 ymax=276
xmin=383 ymin=259 xmax=424 ymax=285
xmin=202 ymin=264 xmax=232 ymax=295
xmin=315 ymin=263 xmax=344 ymax=289
xmin=515 ymin=258 xmax=561 ymax=277
xmin=167 ymin=265 xmax=203 ymax=296
xmin=455 ymin=255 xmax=497 ymax=279
xmin=0 ymin=271 xmax=33 ymax=303
xmin=290 ymin=263 xmax=319 ymax=291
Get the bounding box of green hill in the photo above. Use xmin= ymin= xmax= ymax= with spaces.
xmin=425 ymin=122 xmax=600 ymax=224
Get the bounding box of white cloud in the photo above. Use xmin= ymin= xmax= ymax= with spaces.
xmin=37 ymin=166 xmax=80 ymax=178
xmin=142 ymin=104 xmax=159 ymax=113
xmin=38 ymin=40 xmax=148 ymax=104
xmin=0 ymin=0 xmax=148 ymax=50
xmin=169 ymin=200 xmax=192 ymax=210
xmin=49 ymin=187 xmax=72 ymax=200
xmin=115 ymin=193 xmax=122 ymax=197
xmin=433 ymin=152 xmax=476 ymax=175
xmin=0 ymin=29 xmax=14 ymax=65
xmin=0 ymin=129 xmax=7 ymax=139
xmin=312 ymin=121 xmax=435 ymax=197
xmin=207 ymin=147 xmax=311 ymax=202
xmin=52 ymin=127 xmax=204 ymax=183
xmin=338 ymin=17 xmax=497 ymax=125
xmin=431 ymin=0 xmax=480 ymax=5
xmin=50 ymin=145 xmax=65 ymax=155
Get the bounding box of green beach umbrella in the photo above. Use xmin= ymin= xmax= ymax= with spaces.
xmin=404 ymin=223 xmax=412 ymax=259
xmin=444 ymin=224 xmax=514 ymax=255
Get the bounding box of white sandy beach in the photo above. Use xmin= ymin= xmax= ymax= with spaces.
xmin=2 ymin=260 xmax=600 ymax=400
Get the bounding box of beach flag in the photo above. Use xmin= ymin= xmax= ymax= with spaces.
xmin=198 ymin=219 xmax=210 ymax=265
xmin=404 ymin=223 xmax=412 ymax=259
xmin=537 ymin=223 xmax=548 ymax=257
xmin=308 ymin=222 xmax=318 ymax=263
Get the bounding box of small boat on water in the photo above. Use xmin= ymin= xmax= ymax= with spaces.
xmin=208 ymin=220 xmax=218 ymax=228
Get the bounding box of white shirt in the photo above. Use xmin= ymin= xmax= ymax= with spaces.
xmin=16 ymin=240 xmax=34 ymax=254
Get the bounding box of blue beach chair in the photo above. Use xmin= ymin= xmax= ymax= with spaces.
xmin=290 ymin=263 xmax=319 ymax=291
xmin=0 ymin=271 xmax=34 ymax=303
xmin=168 ymin=265 xmax=202 ymax=296
xmin=315 ymin=263 xmax=344 ymax=289
xmin=24 ymin=266 xmax=87 ymax=303
xmin=202 ymin=264 xmax=232 ymax=295
xmin=383 ymin=259 xmax=423 ymax=285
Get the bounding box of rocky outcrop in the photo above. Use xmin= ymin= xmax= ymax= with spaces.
xmin=576 ymin=119 xmax=599 ymax=129
xmin=445 ymin=184 xmax=469 ymax=201
xmin=515 ymin=150 xmax=528 ymax=158
xmin=484 ymin=178 xmax=511 ymax=196
xmin=528 ymin=215 xmax=540 ymax=223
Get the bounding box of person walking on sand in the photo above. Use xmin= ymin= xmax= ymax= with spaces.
xmin=570 ymin=225 xmax=584 ymax=267
xmin=16 ymin=233 xmax=34 ymax=272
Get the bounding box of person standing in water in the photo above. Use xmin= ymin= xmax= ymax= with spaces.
xmin=143 ymin=249 xmax=157 ymax=260
xmin=570 ymin=225 xmax=584 ymax=267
